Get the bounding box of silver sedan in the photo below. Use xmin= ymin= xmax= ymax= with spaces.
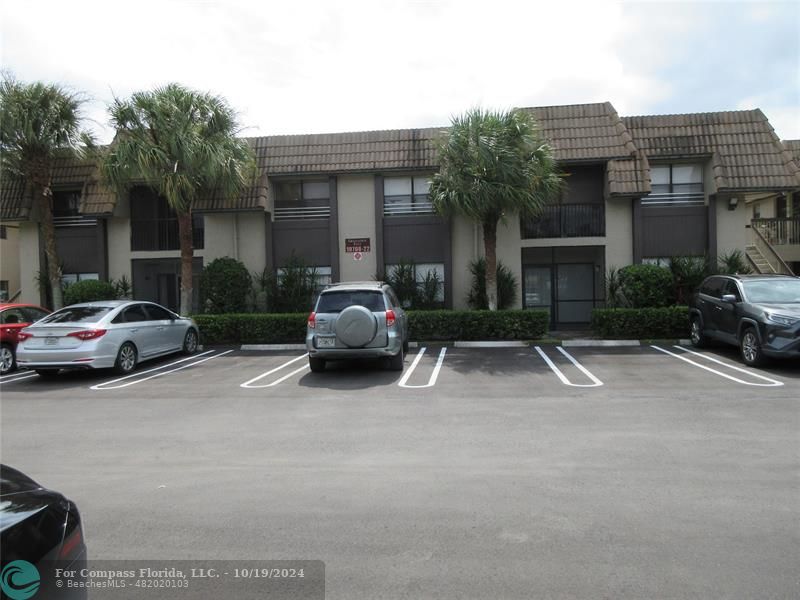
xmin=16 ymin=301 xmax=200 ymax=378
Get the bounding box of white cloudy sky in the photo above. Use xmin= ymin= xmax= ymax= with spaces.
xmin=1 ymin=0 xmax=798 ymax=142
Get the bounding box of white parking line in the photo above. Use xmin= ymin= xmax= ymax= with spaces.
xmin=0 ymin=371 xmax=38 ymax=385
xmin=651 ymin=345 xmax=784 ymax=387
xmin=90 ymin=350 xmax=232 ymax=390
xmin=398 ymin=347 xmax=447 ymax=389
xmin=240 ymin=353 xmax=309 ymax=388
xmin=533 ymin=346 xmax=604 ymax=388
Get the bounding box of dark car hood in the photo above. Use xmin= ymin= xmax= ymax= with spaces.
xmin=751 ymin=303 xmax=800 ymax=315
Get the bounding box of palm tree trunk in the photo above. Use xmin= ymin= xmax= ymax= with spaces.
xmin=177 ymin=210 xmax=194 ymax=316
xmin=483 ymin=220 xmax=498 ymax=311
xmin=37 ymin=186 xmax=64 ymax=310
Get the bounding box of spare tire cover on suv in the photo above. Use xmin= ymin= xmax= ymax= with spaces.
xmin=335 ymin=305 xmax=378 ymax=348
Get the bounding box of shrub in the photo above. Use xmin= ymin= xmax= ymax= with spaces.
xmin=193 ymin=309 xmax=549 ymax=344
xmin=669 ymin=256 xmax=712 ymax=305
xmin=200 ymin=257 xmax=252 ymax=314
xmin=617 ymin=264 xmax=673 ymax=308
xmin=416 ymin=269 xmax=443 ymax=310
xmin=113 ymin=275 xmax=133 ymax=299
xmin=718 ymin=249 xmax=752 ymax=275
xmin=385 ymin=260 xmax=418 ymax=308
xmin=63 ymin=279 xmax=118 ymax=305
xmin=591 ymin=306 xmax=689 ymax=339
xmin=467 ymin=258 xmax=518 ymax=310
xmin=253 ymin=254 xmax=320 ymax=313
xmin=193 ymin=313 xmax=307 ymax=344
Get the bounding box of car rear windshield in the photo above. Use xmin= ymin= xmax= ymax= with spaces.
xmin=40 ymin=306 xmax=113 ymax=324
xmin=742 ymin=279 xmax=800 ymax=303
xmin=316 ymin=291 xmax=386 ymax=313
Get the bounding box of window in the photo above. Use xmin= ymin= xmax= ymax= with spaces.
xmin=42 ymin=306 xmax=113 ymax=323
xmin=274 ymin=180 xmax=331 ymax=220
xmin=0 ymin=281 xmax=8 ymax=302
xmin=383 ymin=176 xmax=433 ymax=215
xmin=0 ymin=308 xmax=25 ymax=324
xmin=52 ymin=191 xmax=81 ymax=218
xmin=0 ymin=225 xmax=7 ymax=239
xmin=644 ymin=164 xmax=704 ymax=206
xmin=62 ymin=273 xmax=99 ymax=286
xmin=722 ymin=280 xmax=741 ymax=302
xmin=145 ymin=304 xmax=174 ymax=321
xmin=21 ymin=307 xmax=49 ymax=323
xmin=122 ymin=304 xmax=148 ymax=323
xmin=385 ymin=262 xmax=445 ymax=304
xmin=642 ymin=257 xmax=671 ymax=267
xmin=753 ymin=203 xmax=761 ymax=219
xmin=316 ymin=291 xmax=386 ymax=313
xmin=700 ymin=277 xmax=724 ymax=299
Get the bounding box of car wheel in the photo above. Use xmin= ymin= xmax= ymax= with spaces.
xmin=35 ymin=369 xmax=60 ymax=379
xmin=309 ymin=356 xmax=326 ymax=373
xmin=689 ymin=317 xmax=708 ymax=348
xmin=0 ymin=343 xmax=16 ymax=375
xmin=114 ymin=342 xmax=138 ymax=375
xmin=740 ymin=328 xmax=766 ymax=367
xmin=387 ymin=347 xmax=404 ymax=371
xmin=182 ymin=329 xmax=199 ymax=355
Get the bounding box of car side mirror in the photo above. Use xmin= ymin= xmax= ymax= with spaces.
xmin=721 ymin=294 xmax=738 ymax=304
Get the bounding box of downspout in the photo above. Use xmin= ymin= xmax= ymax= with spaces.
xmin=233 ymin=213 xmax=239 ymax=260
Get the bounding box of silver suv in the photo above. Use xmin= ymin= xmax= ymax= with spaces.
xmin=305 ymin=282 xmax=409 ymax=372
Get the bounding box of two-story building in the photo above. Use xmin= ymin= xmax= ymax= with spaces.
xmin=2 ymin=102 xmax=798 ymax=329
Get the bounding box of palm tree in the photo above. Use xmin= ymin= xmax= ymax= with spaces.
xmin=0 ymin=74 xmax=93 ymax=310
xmin=429 ymin=108 xmax=561 ymax=310
xmin=102 ymin=84 xmax=254 ymax=315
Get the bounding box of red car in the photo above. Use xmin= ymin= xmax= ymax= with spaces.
xmin=0 ymin=303 xmax=51 ymax=374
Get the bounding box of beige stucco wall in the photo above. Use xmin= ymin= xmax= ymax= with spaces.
xmin=716 ymin=197 xmax=748 ymax=258
xmin=450 ymin=215 xmax=479 ymax=309
xmin=1 ymin=225 xmax=21 ymax=301
xmin=493 ymin=215 xmax=524 ymax=309
xmin=107 ymin=217 xmax=132 ymax=282
xmin=604 ymin=198 xmax=633 ymax=269
xmin=17 ymin=221 xmax=40 ymax=304
xmin=337 ymin=175 xmax=376 ymax=282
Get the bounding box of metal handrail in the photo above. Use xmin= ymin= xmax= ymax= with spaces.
xmin=748 ymin=224 xmax=794 ymax=275
xmin=384 ymin=201 xmax=435 ymax=216
xmin=521 ymin=203 xmax=605 ymax=239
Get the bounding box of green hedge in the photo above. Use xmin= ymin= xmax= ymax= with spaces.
xmin=408 ymin=310 xmax=548 ymax=341
xmin=591 ymin=306 xmax=689 ymax=339
xmin=193 ymin=309 xmax=549 ymax=345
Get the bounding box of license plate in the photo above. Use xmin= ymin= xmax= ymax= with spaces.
xmin=45 ymin=337 xmax=58 ymax=346
xmin=316 ymin=336 xmax=335 ymax=348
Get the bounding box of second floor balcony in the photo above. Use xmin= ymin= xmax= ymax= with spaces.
xmin=131 ymin=217 xmax=205 ymax=251
xmin=751 ymin=217 xmax=800 ymax=247
xmin=521 ymin=203 xmax=605 ymax=239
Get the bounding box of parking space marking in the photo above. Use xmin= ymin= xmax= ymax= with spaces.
xmin=533 ymin=346 xmax=604 ymax=388
xmin=651 ymin=345 xmax=784 ymax=387
xmin=90 ymin=350 xmax=233 ymax=390
xmin=240 ymin=353 xmax=309 ymax=389
xmin=398 ymin=347 xmax=447 ymax=389
xmin=0 ymin=371 xmax=38 ymax=385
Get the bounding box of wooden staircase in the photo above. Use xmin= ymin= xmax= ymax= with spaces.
xmin=745 ymin=245 xmax=776 ymax=274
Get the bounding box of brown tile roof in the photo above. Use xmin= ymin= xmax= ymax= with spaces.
xmin=623 ymin=110 xmax=800 ymax=191
xmin=783 ymin=139 xmax=800 ymax=164
xmin=251 ymin=128 xmax=441 ymax=176
xmin=606 ymin=153 xmax=652 ymax=197
xmin=0 ymin=177 xmax=32 ymax=220
xmin=521 ymin=102 xmax=640 ymax=163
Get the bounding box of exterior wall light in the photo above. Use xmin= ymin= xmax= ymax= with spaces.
xmin=728 ymin=197 xmax=739 ymax=211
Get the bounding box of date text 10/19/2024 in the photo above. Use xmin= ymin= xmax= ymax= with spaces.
xmin=53 ymin=567 xmax=308 ymax=579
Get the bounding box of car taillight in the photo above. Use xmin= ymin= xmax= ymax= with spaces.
xmin=386 ymin=309 xmax=396 ymax=328
xmin=67 ymin=329 xmax=107 ymax=341
xmin=16 ymin=331 xmax=33 ymax=341
xmin=59 ymin=527 xmax=83 ymax=560
xmin=307 ymin=312 xmax=316 ymax=329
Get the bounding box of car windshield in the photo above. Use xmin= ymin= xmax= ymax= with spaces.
xmin=39 ymin=306 xmax=113 ymax=324
xmin=316 ymin=291 xmax=386 ymax=313
xmin=742 ymin=279 xmax=800 ymax=303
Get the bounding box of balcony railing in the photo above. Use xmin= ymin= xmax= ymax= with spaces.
xmin=521 ymin=203 xmax=605 ymax=239
xmin=131 ymin=218 xmax=204 ymax=251
xmin=274 ymin=204 xmax=331 ymax=221
xmin=752 ymin=218 xmax=800 ymax=246
xmin=384 ymin=200 xmax=435 ymax=216
xmin=54 ymin=215 xmax=97 ymax=227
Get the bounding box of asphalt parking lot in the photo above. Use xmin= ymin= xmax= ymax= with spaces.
xmin=1 ymin=344 xmax=798 ymax=599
